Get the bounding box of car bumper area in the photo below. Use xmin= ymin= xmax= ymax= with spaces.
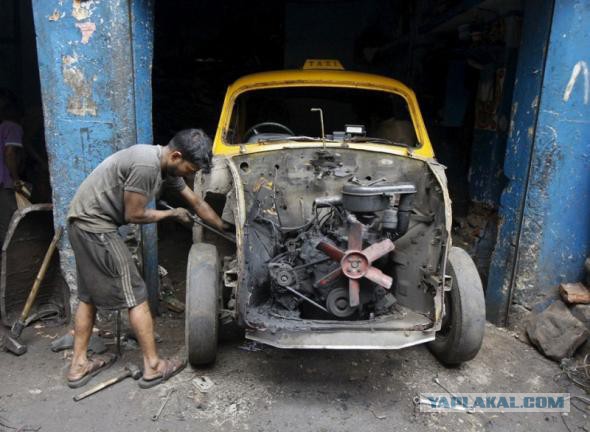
xmin=246 ymin=328 xmax=435 ymax=350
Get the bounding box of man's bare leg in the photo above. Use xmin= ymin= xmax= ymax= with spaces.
xmin=128 ymin=301 xmax=161 ymax=377
xmin=67 ymin=301 xmax=96 ymax=379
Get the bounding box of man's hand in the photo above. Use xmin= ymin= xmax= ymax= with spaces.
xmin=171 ymin=207 xmax=193 ymax=225
xmin=221 ymin=221 xmax=235 ymax=232
xmin=13 ymin=180 xmax=31 ymax=199
xmin=178 ymin=185 xmax=225 ymax=231
xmin=13 ymin=180 xmax=24 ymax=193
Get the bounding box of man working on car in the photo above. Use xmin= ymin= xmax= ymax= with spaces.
xmin=66 ymin=129 xmax=226 ymax=389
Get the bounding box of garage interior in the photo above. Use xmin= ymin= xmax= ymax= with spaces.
xmin=5 ymin=0 xmax=531 ymax=319
xmin=152 ymin=0 xmax=523 ymax=307
xmin=1 ymin=0 xmax=589 ymax=430
xmin=153 ymin=0 xmax=519 ymax=217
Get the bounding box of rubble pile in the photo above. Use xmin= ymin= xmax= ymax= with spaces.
xmin=526 ymin=260 xmax=590 ymax=363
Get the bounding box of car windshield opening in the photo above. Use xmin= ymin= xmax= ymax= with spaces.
xmin=226 ymin=86 xmax=419 ymax=147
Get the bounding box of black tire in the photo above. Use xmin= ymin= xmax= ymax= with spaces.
xmin=186 ymin=243 xmax=220 ymax=367
xmin=428 ymin=246 xmax=485 ymax=365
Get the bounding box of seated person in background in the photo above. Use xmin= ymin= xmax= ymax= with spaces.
xmin=0 ymin=89 xmax=24 ymax=247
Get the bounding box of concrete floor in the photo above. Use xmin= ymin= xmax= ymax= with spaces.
xmin=1 ymin=321 xmax=587 ymax=432
xmin=1 ymin=228 xmax=588 ymax=432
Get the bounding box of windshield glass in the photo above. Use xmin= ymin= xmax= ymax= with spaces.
xmin=226 ymin=86 xmax=418 ymax=147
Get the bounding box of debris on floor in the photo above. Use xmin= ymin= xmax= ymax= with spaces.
xmin=560 ymin=282 xmax=590 ymax=304
xmin=0 ymin=414 xmax=40 ymax=432
xmin=237 ymin=341 xmax=264 ymax=352
xmin=162 ymin=292 xmax=185 ymax=313
xmin=557 ymin=356 xmax=590 ymax=393
xmin=192 ymin=376 xmax=214 ymax=410
xmin=50 ymin=329 xmax=107 ymax=354
xmin=159 ymin=265 xmax=185 ymax=313
xmin=193 ymin=375 xmax=214 ymax=393
xmin=526 ymin=300 xmax=589 ymax=361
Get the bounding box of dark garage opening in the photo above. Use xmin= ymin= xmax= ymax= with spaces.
xmin=0 ymin=0 xmax=65 ymax=326
xmin=152 ymin=0 xmax=524 ymax=291
xmin=0 ymin=0 xmax=50 ymax=204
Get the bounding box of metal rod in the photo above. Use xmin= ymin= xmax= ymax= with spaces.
xmin=283 ymin=285 xmax=328 ymax=313
xmin=158 ymin=201 xmax=236 ymax=244
xmin=292 ymin=257 xmax=330 ymax=271
xmin=310 ymin=108 xmax=326 ymax=150
xmin=152 ymin=388 xmax=176 ymax=421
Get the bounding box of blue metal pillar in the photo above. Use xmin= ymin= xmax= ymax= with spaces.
xmin=31 ymin=0 xmax=157 ymax=311
xmin=130 ymin=0 xmax=160 ymax=314
xmin=488 ymin=0 xmax=590 ymax=325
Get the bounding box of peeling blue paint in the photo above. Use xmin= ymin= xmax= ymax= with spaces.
xmin=32 ymin=0 xmax=155 ymax=306
xmin=130 ymin=0 xmax=159 ymax=313
xmin=488 ymin=0 xmax=590 ymax=325
xmin=487 ymin=0 xmax=554 ymax=325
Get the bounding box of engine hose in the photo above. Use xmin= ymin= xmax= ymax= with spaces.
xmin=396 ymin=193 xmax=415 ymax=236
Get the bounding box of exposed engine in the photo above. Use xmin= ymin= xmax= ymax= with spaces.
xmin=256 ymin=177 xmax=417 ymax=320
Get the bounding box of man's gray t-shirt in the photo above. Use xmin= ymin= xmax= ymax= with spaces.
xmin=68 ymin=144 xmax=186 ymax=233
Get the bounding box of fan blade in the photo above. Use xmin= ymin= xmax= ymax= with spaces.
xmin=363 ymin=239 xmax=395 ymax=263
xmin=314 ymin=267 xmax=343 ymax=288
xmin=364 ymin=266 xmax=393 ymax=289
xmin=349 ymin=278 xmax=360 ymax=307
xmin=348 ymin=221 xmax=363 ymax=251
xmin=317 ymin=241 xmax=345 ymax=261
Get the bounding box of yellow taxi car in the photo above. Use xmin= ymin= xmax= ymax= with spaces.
xmin=185 ymin=60 xmax=485 ymax=367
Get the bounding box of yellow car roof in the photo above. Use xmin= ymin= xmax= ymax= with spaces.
xmin=215 ymin=68 xmax=434 ymax=159
xmin=227 ymin=69 xmax=416 ymax=96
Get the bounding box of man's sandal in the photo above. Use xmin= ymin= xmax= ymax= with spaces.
xmin=138 ymin=357 xmax=186 ymax=389
xmin=67 ymin=353 xmax=117 ymax=389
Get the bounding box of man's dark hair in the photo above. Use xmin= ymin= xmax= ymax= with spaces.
xmin=168 ymin=129 xmax=212 ymax=172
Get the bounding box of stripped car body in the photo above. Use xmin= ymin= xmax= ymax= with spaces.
xmin=187 ymin=61 xmax=484 ymax=364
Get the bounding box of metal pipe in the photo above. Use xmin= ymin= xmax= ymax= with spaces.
xmin=283 ymin=285 xmax=329 ymax=313
xmin=158 ymin=201 xmax=236 ymax=244
xmin=310 ymin=108 xmax=326 ymax=150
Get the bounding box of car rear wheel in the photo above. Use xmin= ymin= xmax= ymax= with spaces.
xmin=186 ymin=243 xmax=220 ymax=367
xmin=428 ymin=246 xmax=485 ymax=365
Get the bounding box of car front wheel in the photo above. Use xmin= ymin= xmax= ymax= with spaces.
xmin=428 ymin=246 xmax=485 ymax=365
xmin=186 ymin=243 xmax=220 ymax=367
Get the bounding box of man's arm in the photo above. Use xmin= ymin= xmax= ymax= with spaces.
xmin=177 ymin=185 xmax=226 ymax=231
xmin=124 ymin=190 xmax=192 ymax=224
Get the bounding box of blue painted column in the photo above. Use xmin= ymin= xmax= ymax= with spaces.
xmin=130 ymin=0 xmax=160 ymax=314
xmin=488 ymin=0 xmax=590 ymax=325
xmin=31 ymin=0 xmax=157 ymax=311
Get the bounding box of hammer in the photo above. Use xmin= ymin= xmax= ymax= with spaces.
xmin=73 ymin=363 xmax=141 ymax=402
xmin=5 ymin=227 xmax=63 ymax=355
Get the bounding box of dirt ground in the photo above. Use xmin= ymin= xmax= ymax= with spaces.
xmin=1 ymin=227 xmax=588 ymax=432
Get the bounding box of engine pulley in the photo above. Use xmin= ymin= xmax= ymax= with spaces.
xmin=269 ymin=263 xmax=297 ymax=288
xmin=326 ymin=287 xmax=356 ymax=318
